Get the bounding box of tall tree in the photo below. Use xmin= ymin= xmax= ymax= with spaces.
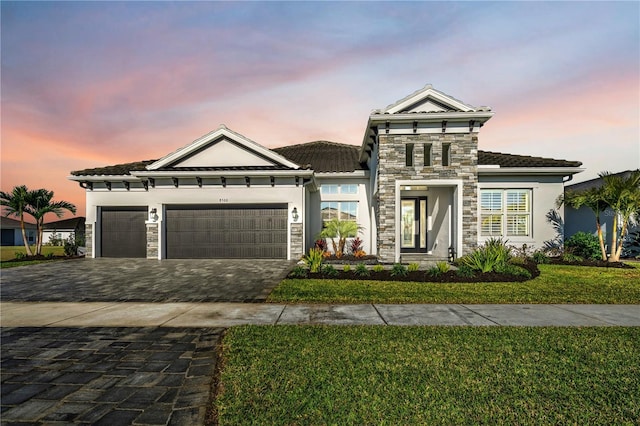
xmin=0 ymin=185 xmax=34 ymax=255
xmin=25 ymin=189 xmax=76 ymax=255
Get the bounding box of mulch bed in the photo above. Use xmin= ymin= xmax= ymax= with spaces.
xmin=547 ymin=258 xmax=635 ymax=269
xmin=3 ymin=255 xmax=84 ymax=263
xmin=299 ymin=262 xmax=540 ymax=283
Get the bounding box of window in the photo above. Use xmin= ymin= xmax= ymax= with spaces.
xmin=321 ymin=201 xmax=358 ymax=223
xmin=321 ymin=184 xmax=339 ymax=194
xmin=442 ymin=143 xmax=451 ymax=166
xmin=320 ymin=184 xmax=358 ymax=194
xmin=423 ymin=143 xmax=432 ymax=166
xmin=405 ymin=143 xmax=414 ymax=166
xmin=480 ymin=189 xmax=531 ymax=237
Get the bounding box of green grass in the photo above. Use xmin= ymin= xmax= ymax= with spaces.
xmin=0 ymin=246 xmax=66 ymax=268
xmin=216 ymin=326 xmax=640 ymax=425
xmin=268 ymin=264 xmax=640 ymax=304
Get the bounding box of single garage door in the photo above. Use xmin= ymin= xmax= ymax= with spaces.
xmin=165 ymin=204 xmax=287 ymax=259
xmin=101 ymin=207 xmax=147 ymax=258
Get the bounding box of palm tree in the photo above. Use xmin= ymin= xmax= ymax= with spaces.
xmin=318 ymin=218 xmax=360 ymax=257
xmin=25 ymin=189 xmax=76 ymax=256
xmin=0 ymin=185 xmax=34 ymax=255
xmin=600 ymin=170 xmax=640 ymax=262
xmin=563 ymin=170 xmax=640 ymax=262
xmin=562 ymin=186 xmax=608 ymax=260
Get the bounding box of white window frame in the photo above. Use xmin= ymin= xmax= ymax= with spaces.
xmin=480 ymin=189 xmax=532 ymax=237
xmin=320 ymin=184 xmax=358 ymax=195
xmin=320 ymin=201 xmax=358 ymax=223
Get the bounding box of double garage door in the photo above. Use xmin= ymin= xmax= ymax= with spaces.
xmin=100 ymin=205 xmax=287 ymax=259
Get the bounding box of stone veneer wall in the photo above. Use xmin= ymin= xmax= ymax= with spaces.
xmin=85 ymin=224 xmax=93 ymax=258
xmin=377 ymin=133 xmax=478 ymax=262
xmin=146 ymin=223 xmax=159 ymax=259
xmin=290 ymin=222 xmax=304 ymax=260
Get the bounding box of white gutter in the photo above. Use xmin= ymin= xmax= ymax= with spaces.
xmin=478 ymin=167 xmax=585 ymax=176
xmin=314 ymin=171 xmax=370 ymax=178
xmin=131 ymin=169 xmax=315 ymax=178
xmin=68 ymin=175 xmax=141 ymax=182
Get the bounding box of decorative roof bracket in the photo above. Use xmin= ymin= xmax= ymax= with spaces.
xmin=172 ymin=177 xmax=179 ymax=188
xmin=196 ymin=177 xmax=202 ymax=188
xmin=441 ymin=120 xmax=447 ymax=133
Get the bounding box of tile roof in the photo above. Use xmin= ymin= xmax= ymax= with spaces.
xmin=71 ymin=160 xmax=156 ymax=176
xmin=1 ymin=216 xmax=36 ymax=228
xmin=478 ymin=151 xmax=582 ymax=168
xmin=70 ymin=144 xmax=580 ymax=178
xmin=273 ymin=141 xmax=367 ymax=173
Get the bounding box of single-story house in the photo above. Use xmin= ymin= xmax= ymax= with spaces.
xmin=42 ymin=217 xmax=86 ymax=246
xmin=565 ymin=170 xmax=640 ymax=243
xmin=1 ymin=216 xmax=36 ymax=247
xmin=69 ymin=85 xmax=583 ymax=262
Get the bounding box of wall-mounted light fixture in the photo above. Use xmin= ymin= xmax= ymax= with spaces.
xmin=149 ymin=208 xmax=158 ymax=222
xmin=291 ymin=207 xmax=299 ymax=222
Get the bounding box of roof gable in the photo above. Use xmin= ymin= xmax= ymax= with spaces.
xmin=147 ymin=125 xmax=299 ymax=171
xmin=383 ymin=84 xmax=481 ymax=114
xmin=478 ymin=150 xmax=582 ymax=168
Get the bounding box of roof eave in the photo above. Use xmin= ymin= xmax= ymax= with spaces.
xmin=315 ymin=170 xmax=370 ymax=178
xmin=478 ymin=167 xmax=585 ymax=176
xmin=132 ymin=169 xmax=315 ymax=178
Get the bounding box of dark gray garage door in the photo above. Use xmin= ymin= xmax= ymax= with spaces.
xmin=101 ymin=207 xmax=147 ymax=258
xmin=165 ymin=204 xmax=287 ymax=259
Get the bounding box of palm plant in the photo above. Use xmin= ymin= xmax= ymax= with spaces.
xmin=0 ymin=185 xmax=34 ymax=255
xmin=562 ymin=170 xmax=640 ymax=262
xmin=317 ymin=218 xmax=360 ymax=257
xmin=25 ymin=189 xmax=76 ymax=255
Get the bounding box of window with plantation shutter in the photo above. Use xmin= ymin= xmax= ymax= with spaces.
xmin=480 ymin=189 xmax=531 ymax=237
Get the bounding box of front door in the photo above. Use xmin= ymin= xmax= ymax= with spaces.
xmin=400 ymin=197 xmax=428 ymax=253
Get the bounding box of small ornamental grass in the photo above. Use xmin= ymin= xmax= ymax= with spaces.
xmin=303 ymin=248 xmax=324 ymax=273
xmin=353 ymin=263 xmax=370 ymax=277
xmin=459 ymin=237 xmax=512 ymax=273
xmin=390 ymin=263 xmax=408 ymax=277
xmin=427 ymin=261 xmax=450 ymax=278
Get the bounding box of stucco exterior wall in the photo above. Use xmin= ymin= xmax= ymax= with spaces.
xmin=478 ymin=175 xmax=566 ymax=250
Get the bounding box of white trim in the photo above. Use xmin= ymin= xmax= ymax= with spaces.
xmin=147 ymin=125 xmax=300 ymax=170
xmin=384 ymin=85 xmax=477 ymax=114
xmin=315 ymin=171 xmax=369 ymax=178
xmin=370 ymin=111 xmax=494 ymax=123
xmin=478 ymin=167 xmax=584 ymax=176
xmin=68 ymin=175 xmax=141 ymax=182
xmin=132 ymin=170 xmax=315 ymax=178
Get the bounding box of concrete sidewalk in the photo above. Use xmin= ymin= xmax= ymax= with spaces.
xmin=2 ymin=302 xmax=639 ymax=327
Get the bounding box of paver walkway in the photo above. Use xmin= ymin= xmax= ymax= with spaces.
xmin=1 ymin=327 xmax=222 ymax=425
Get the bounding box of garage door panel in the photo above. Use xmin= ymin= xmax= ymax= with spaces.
xmin=166 ymin=205 xmax=287 ymax=259
xmin=101 ymin=208 xmax=146 ymax=258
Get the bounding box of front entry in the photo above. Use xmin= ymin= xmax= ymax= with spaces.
xmin=400 ymin=197 xmax=428 ymax=253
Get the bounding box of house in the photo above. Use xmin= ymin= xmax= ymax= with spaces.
xmin=565 ymin=170 xmax=640 ymax=245
xmin=1 ymin=216 xmax=36 ymax=247
xmin=42 ymin=217 xmax=86 ymax=246
xmin=69 ymin=85 xmax=583 ymax=261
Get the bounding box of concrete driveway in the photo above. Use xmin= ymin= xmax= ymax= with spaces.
xmin=1 ymin=258 xmax=295 ymax=303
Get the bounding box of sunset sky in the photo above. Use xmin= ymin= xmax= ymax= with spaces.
xmin=2 ymin=1 xmax=638 ymax=220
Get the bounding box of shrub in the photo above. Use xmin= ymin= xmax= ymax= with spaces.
xmin=354 ymin=263 xmax=370 ymax=277
xmin=455 ymin=264 xmax=476 ymax=278
xmin=314 ymin=239 xmax=327 ymax=252
xmin=14 ymin=251 xmax=27 ymax=260
xmin=565 ymin=232 xmax=601 ymax=260
xmin=495 ymin=263 xmax=532 ymax=279
xmin=532 ymin=250 xmax=550 ymax=264
xmin=289 ymin=265 xmax=308 ymax=278
xmin=427 ymin=262 xmax=450 ymax=278
xmin=407 ymin=263 xmax=420 ymax=272
xmin=390 ymin=263 xmax=408 ymax=277
xmin=322 ymin=264 xmax=339 ymax=277
xmin=562 ymin=252 xmax=584 ymax=263
xmin=303 ymin=248 xmax=324 ymax=273
xmin=372 ymin=264 xmax=384 ymax=273
xmin=349 ymin=237 xmax=363 ymax=255
xmin=342 ymin=264 xmax=351 ymax=273
xmin=459 ymin=238 xmax=511 ymax=273
xmin=354 ymin=250 xmax=367 ymax=258
xmin=623 ymin=230 xmax=640 ymax=259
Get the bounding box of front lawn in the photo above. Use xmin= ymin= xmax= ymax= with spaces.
xmin=215 ymin=326 xmax=640 ymax=425
xmin=0 ymin=246 xmax=68 ymax=268
xmin=268 ymin=264 xmax=640 ymax=304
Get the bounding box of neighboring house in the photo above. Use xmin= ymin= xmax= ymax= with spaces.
xmin=565 ymin=170 xmax=640 ymax=243
xmin=69 ymin=85 xmax=583 ymax=261
xmin=42 ymin=217 xmax=86 ymax=245
xmin=1 ymin=216 xmax=36 ymax=247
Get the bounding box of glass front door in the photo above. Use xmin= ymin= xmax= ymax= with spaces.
xmin=400 ymin=197 xmax=427 ymax=253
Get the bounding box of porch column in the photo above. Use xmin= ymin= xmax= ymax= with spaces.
xmin=290 ymin=222 xmax=303 ymax=260
xmin=145 ymin=222 xmax=159 ymax=259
